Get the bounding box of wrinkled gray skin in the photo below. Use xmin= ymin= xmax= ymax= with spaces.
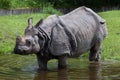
xmin=14 ymin=6 xmax=107 ymax=70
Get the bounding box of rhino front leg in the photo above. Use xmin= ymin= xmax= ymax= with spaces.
xmin=36 ymin=54 xmax=48 ymax=70
xmin=58 ymin=54 xmax=68 ymax=69
xmin=89 ymin=43 xmax=101 ymax=61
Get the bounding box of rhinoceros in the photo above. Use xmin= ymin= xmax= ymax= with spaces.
xmin=14 ymin=6 xmax=107 ymax=70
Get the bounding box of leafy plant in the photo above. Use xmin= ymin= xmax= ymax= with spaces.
xmin=0 ymin=0 xmax=11 ymax=9
xmin=42 ymin=3 xmax=62 ymax=15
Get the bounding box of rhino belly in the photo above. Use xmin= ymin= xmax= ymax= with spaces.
xmin=72 ymin=29 xmax=94 ymax=57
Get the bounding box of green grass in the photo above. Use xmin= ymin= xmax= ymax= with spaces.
xmin=98 ymin=10 xmax=120 ymax=60
xmin=0 ymin=13 xmax=50 ymax=54
xmin=81 ymin=10 xmax=120 ymax=61
xmin=0 ymin=10 xmax=120 ymax=60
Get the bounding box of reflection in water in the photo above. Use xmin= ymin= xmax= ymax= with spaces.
xmin=34 ymin=62 xmax=102 ymax=80
xmin=34 ymin=71 xmax=48 ymax=80
xmin=88 ymin=62 xmax=101 ymax=80
xmin=34 ymin=69 xmax=68 ymax=80
xmin=58 ymin=69 xmax=68 ymax=80
xmin=0 ymin=54 xmax=120 ymax=80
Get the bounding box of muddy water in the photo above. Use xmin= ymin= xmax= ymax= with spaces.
xmin=0 ymin=54 xmax=120 ymax=80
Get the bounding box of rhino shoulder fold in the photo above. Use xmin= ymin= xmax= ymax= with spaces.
xmin=49 ymin=22 xmax=71 ymax=56
xmin=40 ymin=14 xmax=60 ymax=38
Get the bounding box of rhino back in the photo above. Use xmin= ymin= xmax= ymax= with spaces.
xmin=59 ymin=7 xmax=103 ymax=55
xmin=39 ymin=6 xmax=107 ymax=56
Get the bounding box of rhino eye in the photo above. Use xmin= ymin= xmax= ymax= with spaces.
xmin=26 ymin=39 xmax=31 ymax=46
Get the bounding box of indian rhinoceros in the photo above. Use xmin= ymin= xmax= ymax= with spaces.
xmin=14 ymin=6 xmax=107 ymax=70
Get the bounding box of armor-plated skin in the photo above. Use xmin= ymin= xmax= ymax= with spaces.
xmin=14 ymin=6 xmax=107 ymax=70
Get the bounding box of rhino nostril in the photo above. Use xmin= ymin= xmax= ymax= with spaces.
xmin=23 ymin=50 xmax=27 ymax=53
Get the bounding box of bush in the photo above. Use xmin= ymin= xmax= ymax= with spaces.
xmin=0 ymin=0 xmax=45 ymax=9
xmin=10 ymin=0 xmax=28 ymax=8
xmin=49 ymin=0 xmax=120 ymax=8
xmin=42 ymin=3 xmax=62 ymax=15
xmin=0 ymin=0 xmax=11 ymax=9
xmin=1 ymin=0 xmax=120 ymax=9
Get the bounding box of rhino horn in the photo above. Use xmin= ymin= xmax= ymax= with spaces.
xmin=28 ymin=17 xmax=33 ymax=28
xmin=16 ymin=36 xmax=22 ymax=44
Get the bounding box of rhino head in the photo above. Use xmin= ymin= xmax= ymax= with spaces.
xmin=14 ymin=18 xmax=44 ymax=55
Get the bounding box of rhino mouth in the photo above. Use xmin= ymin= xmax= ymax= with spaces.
xmin=14 ymin=46 xmax=33 ymax=55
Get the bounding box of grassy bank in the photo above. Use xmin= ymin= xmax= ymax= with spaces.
xmin=0 ymin=10 xmax=120 ymax=60
xmin=98 ymin=10 xmax=120 ymax=60
xmin=0 ymin=13 xmax=50 ymax=54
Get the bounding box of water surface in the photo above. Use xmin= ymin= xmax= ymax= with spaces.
xmin=0 ymin=54 xmax=120 ymax=80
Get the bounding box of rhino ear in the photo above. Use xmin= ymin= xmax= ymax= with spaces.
xmin=35 ymin=19 xmax=43 ymax=28
xmin=28 ymin=17 xmax=33 ymax=28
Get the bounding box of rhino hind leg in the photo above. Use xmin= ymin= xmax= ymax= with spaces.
xmin=58 ymin=54 xmax=68 ymax=69
xmin=89 ymin=43 xmax=101 ymax=61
